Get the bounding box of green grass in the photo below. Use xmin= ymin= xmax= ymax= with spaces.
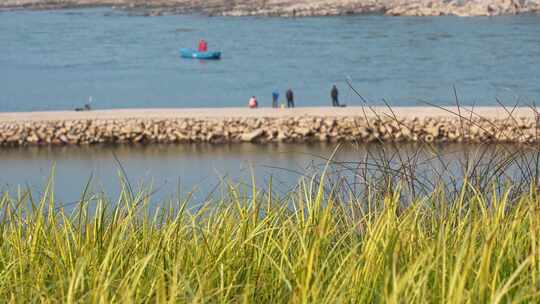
xmin=1 ymin=174 xmax=540 ymax=303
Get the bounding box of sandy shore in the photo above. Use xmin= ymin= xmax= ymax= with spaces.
xmin=0 ymin=106 xmax=537 ymax=123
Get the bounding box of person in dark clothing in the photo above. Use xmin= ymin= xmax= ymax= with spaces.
xmin=286 ymin=88 xmax=294 ymax=108
xmin=331 ymin=85 xmax=339 ymax=107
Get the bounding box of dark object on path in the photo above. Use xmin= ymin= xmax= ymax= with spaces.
xmin=75 ymin=103 xmax=91 ymax=112
xmin=286 ymin=89 xmax=294 ymax=108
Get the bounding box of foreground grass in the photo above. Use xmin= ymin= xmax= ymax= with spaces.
xmin=1 ymin=176 xmax=540 ymax=303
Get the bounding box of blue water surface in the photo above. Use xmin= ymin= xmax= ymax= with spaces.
xmin=1 ymin=9 xmax=539 ymax=111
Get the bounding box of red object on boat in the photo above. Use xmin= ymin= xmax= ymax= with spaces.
xmin=198 ymin=40 xmax=208 ymax=52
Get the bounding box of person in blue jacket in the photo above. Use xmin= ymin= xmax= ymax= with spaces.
xmin=272 ymin=90 xmax=279 ymax=108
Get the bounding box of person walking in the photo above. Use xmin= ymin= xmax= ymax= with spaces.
xmin=331 ymin=84 xmax=339 ymax=107
xmin=272 ymin=90 xmax=279 ymax=108
xmin=286 ymin=88 xmax=294 ymax=108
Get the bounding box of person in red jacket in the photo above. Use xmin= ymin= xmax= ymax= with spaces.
xmin=198 ymin=40 xmax=208 ymax=52
xmin=248 ymin=96 xmax=258 ymax=108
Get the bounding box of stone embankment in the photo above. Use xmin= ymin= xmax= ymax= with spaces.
xmin=1 ymin=0 xmax=539 ymax=17
xmin=384 ymin=0 xmax=538 ymax=16
xmin=0 ymin=107 xmax=538 ymax=146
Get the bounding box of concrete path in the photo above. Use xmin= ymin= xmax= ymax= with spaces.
xmin=0 ymin=106 xmax=537 ymax=122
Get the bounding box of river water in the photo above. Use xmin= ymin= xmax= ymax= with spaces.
xmin=1 ymin=9 xmax=539 ymax=111
xmin=0 ymin=142 xmax=536 ymax=205
xmin=1 ymin=9 xmax=540 ymax=204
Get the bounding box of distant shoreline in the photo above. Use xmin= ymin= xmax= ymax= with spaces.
xmin=1 ymin=0 xmax=539 ymax=17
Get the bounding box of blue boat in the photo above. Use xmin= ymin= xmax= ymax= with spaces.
xmin=180 ymin=48 xmax=221 ymax=60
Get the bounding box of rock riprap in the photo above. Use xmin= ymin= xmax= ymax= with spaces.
xmin=1 ymin=0 xmax=539 ymax=16
xmin=0 ymin=115 xmax=538 ymax=146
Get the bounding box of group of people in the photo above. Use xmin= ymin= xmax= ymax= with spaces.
xmin=248 ymin=85 xmax=345 ymax=109
xmin=249 ymin=89 xmax=295 ymax=109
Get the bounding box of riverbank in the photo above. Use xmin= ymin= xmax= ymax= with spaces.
xmin=0 ymin=106 xmax=538 ymax=146
xmin=1 ymin=0 xmax=539 ymax=16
